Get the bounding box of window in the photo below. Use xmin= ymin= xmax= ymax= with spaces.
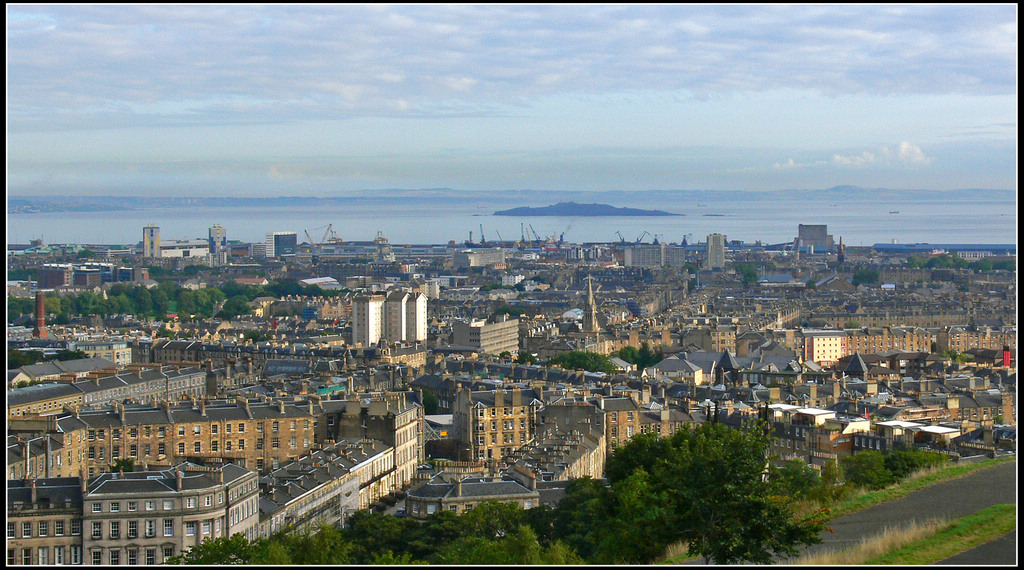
xmin=146 ymin=549 xmax=156 ymax=565
xmin=178 ymin=426 xmax=186 ymax=436
xmin=194 ymin=425 xmax=201 ymax=435
xmin=225 ymin=423 xmax=232 ymax=434
xmin=202 ymin=521 xmax=211 ymax=535
xmin=163 ymin=519 xmax=174 ymax=536
xmin=71 ymin=545 xmax=82 ymax=565
xmin=92 ymin=502 xmax=102 ymax=513
xmin=158 ymin=443 xmax=166 ymax=456
xmin=92 ymin=551 xmax=103 ymax=566
xmin=92 ymin=522 xmax=102 ymax=540
xmin=145 ymin=500 xmax=155 ymax=511
xmin=238 ymin=423 xmax=245 ymax=433
xmin=179 ymin=443 xmax=186 ymax=454
xmin=194 ymin=442 xmax=202 ymax=453
xmin=128 ymin=500 xmax=137 ymax=512
xmin=109 ymin=520 xmax=120 ymax=539
xmin=127 ymin=520 xmax=138 ymax=538
xmin=290 ymin=420 xmax=296 ymax=431
xmin=163 ymin=547 xmax=174 ymax=560
xmin=289 ymin=437 xmax=296 ymax=448
xmin=185 ymin=522 xmax=196 ymax=536
xmin=146 ymin=520 xmax=156 ymax=538
xmin=256 ymin=438 xmax=263 ymax=450
xmin=158 ymin=427 xmax=166 ymax=438
xmin=238 ymin=439 xmax=245 ymax=450
xmin=21 ymin=522 xmax=30 ymax=538
xmin=38 ymin=521 xmax=48 ymax=537
xmin=71 ymin=520 xmax=81 ymax=536
xmin=145 ymin=426 xmax=151 ymax=437
xmin=205 ymin=495 xmax=212 ymax=507
xmin=130 ymin=444 xmax=138 ymax=457
xmin=272 ymin=421 xmax=279 ymax=432
xmin=271 ymin=438 xmax=279 ymax=449
xmin=212 ymin=424 xmax=218 ymax=434
xmin=127 ymin=549 xmax=138 ymax=565
xmin=211 ymin=440 xmax=219 ymax=452
xmin=110 ymin=501 xmax=121 ymax=513
xmin=163 ymin=500 xmax=173 ymax=510
xmin=109 ymin=550 xmax=120 ymax=565
xmin=54 ymin=546 xmax=65 ymax=565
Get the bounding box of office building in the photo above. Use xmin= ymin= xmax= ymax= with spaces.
xmin=265 ymin=232 xmax=298 ymax=258
xmin=451 ymin=315 xmax=520 ymax=356
xmin=796 ymin=224 xmax=834 ymax=253
xmin=353 ymin=291 xmax=428 ymax=346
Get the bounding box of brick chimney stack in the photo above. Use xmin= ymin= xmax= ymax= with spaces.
xmin=33 ymin=292 xmax=48 ymax=339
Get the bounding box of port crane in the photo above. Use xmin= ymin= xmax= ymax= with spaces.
xmin=615 ymin=231 xmax=626 ymax=244
xmin=479 ymin=224 xmax=486 ymax=245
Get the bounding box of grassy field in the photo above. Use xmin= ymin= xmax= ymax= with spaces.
xmin=865 ymin=503 xmax=1016 ymax=565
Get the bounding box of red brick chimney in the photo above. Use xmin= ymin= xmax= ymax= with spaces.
xmin=33 ymin=292 xmax=48 ymax=339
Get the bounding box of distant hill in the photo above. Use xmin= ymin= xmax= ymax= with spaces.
xmin=494 ymin=201 xmax=680 ymax=217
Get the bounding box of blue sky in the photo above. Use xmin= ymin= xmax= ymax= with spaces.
xmin=7 ymin=4 xmax=1017 ymax=196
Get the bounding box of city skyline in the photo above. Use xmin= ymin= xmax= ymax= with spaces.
xmin=7 ymin=4 xmax=1018 ymax=196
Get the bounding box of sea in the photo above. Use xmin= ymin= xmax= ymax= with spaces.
xmin=6 ymin=192 xmax=1017 ymax=248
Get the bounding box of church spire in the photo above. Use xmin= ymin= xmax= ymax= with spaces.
xmin=583 ymin=275 xmax=600 ymax=334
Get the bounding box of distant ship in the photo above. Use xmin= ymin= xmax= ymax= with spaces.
xmin=889 ymin=210 xmax=900 ymax=214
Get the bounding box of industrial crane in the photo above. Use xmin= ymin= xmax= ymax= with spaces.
xmin=479 ymin=224 xmax=486 ymax=245
xmin=615 ymin=231 xmax=626 ymax=244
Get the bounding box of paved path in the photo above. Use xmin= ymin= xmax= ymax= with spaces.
xmin=793 ymin=460 xmax=1017 ymax=564
xmin=938 ymin=530 xmax=1016 ymax=565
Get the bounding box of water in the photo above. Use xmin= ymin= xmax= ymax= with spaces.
xmin=6 ymin=193 xmax=1016 ymax=247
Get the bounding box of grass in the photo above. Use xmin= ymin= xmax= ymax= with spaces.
xmin=794 ymin=517 xmax=950 ymax=565
xmin=867 ymin=503 xmax=1016 ymax=565
xmin=795 ymin=504 xmax=1016 ymax=565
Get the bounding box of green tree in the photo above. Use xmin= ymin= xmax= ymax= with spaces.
xmin=421 ymin=391 xmax=439 ymax=415
xmin=110 ymin=458 xmax=134 ymax=473
xmin=167 ymin=533 xmax=268 ymax=564
xmin=603 ymin=424 xmax=827 ymax=564
xmin=851 ymin=269 xmax=880 ymax=286
xmin=769 ymin=459 xmax=821 ymax=499
xmin=840 ymin=450 xmax=894 ymax=490
xmin=515 ymin=352 xmax=538 ymax=365
xmin=883 ymin=448 xmax=949 ymax=480
xmin=545 ymin=351 xmax=617 ymax=374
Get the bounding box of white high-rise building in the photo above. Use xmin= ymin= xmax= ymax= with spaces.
xmin=352 ymin=294 xmax=386 ymax=347
xmin=705 ymin=233 xmax=727 ymax=270
xmin=353 ymin=290 xmax=427 ymax=346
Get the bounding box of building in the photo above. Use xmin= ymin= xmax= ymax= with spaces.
xmin=452 ymin=248 xmax=505 ymax=269
xmin=801 ymin=329 xmax=850 ymax=367
xmin=796 ymin=224 xmax=834 ymax=253
xmin=6 ymin=462 xmax=260 ymax=566
xmin=77 ymin=340 xmax=132 ymax=367
xmin=404 ymin=475 xmax=539 ymax=519
xmin=265 ymin=232 xmax=298 ymax=258
xmin=451 ymin=316 xmax=520 ymax=356
xmin=142 ymin=225 xmax=160 ymax=258
xmin=38 ymin=264 xmax=75 ymax=289
xmin=452 ymin=386 xmax=543 ymax=461
xmin=208 ymin=225 xmax=227 ymax=255
xmin=351 ymin=294 xmax=386 ymax=347
xmin=67 ymin=398 xmax=317 ymax=477
xmin=705 ymin=233 xmax=726 ymax=270
xmin=353 ymin=291 xmax=428 ymax=347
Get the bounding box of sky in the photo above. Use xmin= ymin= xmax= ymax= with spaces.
xmin=6 ymin=4 xmax=1018 ymax=196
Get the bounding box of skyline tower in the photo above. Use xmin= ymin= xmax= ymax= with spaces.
xmin=142 ymin=224 xmax=160 ymax=258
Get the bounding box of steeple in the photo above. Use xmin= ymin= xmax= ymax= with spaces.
xmin=583 ymin=275 xmax=600 ymax=334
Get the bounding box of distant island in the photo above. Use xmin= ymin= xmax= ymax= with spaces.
xmin=493 ymin=201 xmax=680 ymax=217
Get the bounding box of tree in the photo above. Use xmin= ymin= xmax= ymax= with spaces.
xmin=602 ymin=424 xmax=827 ymax=564
xmin=840 ymin=451 xmax=894 ymax=490
xmin=110 ymin=458 xmax=134 ymax=473
xmin=545 ymin=351 xmax=617 ymax=374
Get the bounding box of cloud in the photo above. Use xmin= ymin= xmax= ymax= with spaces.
xmin=833 ymin=142 xmax=933 ymax=167
xmin=6 ymin=5 xmax=1017 ymax=131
